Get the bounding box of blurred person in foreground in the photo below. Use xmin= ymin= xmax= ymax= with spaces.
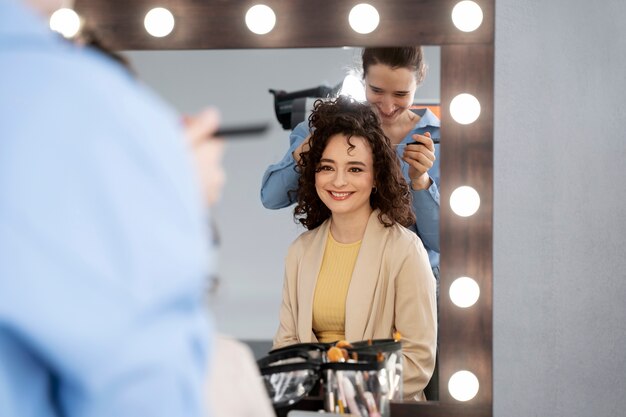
xmin=0 ymin=1 xmax=223 ymax=416
xmin=182 ymin=116 xmax=275 ymax=417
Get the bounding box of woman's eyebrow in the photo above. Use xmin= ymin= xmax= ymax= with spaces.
xmin=368 ymin=83 xmax=410 ymax=94
xmin=320 ymin=158 xmax=366 ymax=166
xmin=346 ymin=161 xmax=366 ymax=166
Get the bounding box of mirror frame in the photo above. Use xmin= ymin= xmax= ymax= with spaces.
xmin=75 ymin=1 xmax=494 ymax=415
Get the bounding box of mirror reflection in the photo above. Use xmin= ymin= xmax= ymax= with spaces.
xmin=123 ymin=46 xmax=440 ymax=365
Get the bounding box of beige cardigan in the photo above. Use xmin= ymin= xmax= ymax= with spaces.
xmin=273 ymin=210 xmax=437 ymax=400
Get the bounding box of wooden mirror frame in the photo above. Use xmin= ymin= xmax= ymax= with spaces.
xmin=75 ymin=1 xmax=493 ymax=415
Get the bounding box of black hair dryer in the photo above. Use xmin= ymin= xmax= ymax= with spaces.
xmin=269 ymin=85 xmax=336 ymax=130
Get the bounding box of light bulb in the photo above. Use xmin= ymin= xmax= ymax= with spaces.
xmin=450 ymin=186 xmax=480 ymax=217
xmin=450 ymin=93 xmax=481 ymax=125
xmin=452 ymin=1 xmax=484 ymax=32
xmin=144 ymin=7 xmax=175 ymax=38
xmin=339 ymin=74 xmax=366 ymax=102
xmin=245 ymin=5 xmax=276 ymax=35
xmin=449 ymin=277 xmax=480 ymax=308
xmin=49 ymin=8 xmax=81 ymax=39
xmin=348 ymin=4 xmax=380 ymax=34
xmin=448 ymin=370 xmax=479 ymax=401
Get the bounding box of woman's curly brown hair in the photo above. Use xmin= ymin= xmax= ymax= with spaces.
xmin=294 ymin=96 xmax=415 ymax=230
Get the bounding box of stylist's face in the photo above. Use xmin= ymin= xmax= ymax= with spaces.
xmin=315 ymin=134 xmax=374 ymax=218
xmin=364 ymin=64 xmax=417 ymax=126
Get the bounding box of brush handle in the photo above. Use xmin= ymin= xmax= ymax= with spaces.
xmin=214 ymin=122 xmax=269 ymax=138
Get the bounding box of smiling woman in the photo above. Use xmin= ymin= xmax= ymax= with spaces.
xmin=74 ymin=1 xmax=494 ymax=416
xmin=272 ymin=97 xmax=437 ymax=402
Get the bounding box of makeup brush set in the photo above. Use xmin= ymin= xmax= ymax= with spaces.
xmin=257 ymin=339 xmax=402 ymax=416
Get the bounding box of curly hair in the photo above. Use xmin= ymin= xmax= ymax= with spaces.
xmin=294 ymin=96 xmax=415 ymax=230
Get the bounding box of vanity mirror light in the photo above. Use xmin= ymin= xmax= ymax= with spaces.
xmin=73 ymin=1 xmax=494 ymax=416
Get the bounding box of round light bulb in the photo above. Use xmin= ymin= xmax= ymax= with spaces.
xmin=450 ymin=93 xmax=481 ymax=125
xmin=49 ymin=8 xmax=81 ymax=39
xmin=450 ymin=186 xmax=480 ymax=217
xmin=339 ymin=74 xmax=366 ymax=102
xmin=448 ymin=370 xmax=480 ymax=401
xmin=245 ymin=5 xmax=277 ymax=35
xmin=451 ymin=1 xmax=484 ymax=32
xmin=449 ymin=277 xmax=480 ymax=308
xmin=144 ymin=7 xmax=175 ymax=38
xmin=348 ymin=4 xmax=380 ymax=34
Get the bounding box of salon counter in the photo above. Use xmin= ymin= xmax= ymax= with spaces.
xmin=276 ymin=398 xmax=491 ymax=417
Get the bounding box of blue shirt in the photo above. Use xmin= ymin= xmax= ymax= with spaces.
xmin=260 ymin=108 xmax=441 ymax=269
xmin=0 ymin=2 xmax=214 ymax=417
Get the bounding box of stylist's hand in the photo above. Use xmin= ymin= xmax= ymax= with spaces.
xmin=403 ymin=131 xmax=436 ymax=191
xmin=292 ymin=134 xmax=312 ymax=164
xmin=182 ymin=108 xmax=226 ymax=207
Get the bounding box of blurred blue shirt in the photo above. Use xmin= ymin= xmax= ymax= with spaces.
xmin=0 ymin=2 xmax=214 ymax=416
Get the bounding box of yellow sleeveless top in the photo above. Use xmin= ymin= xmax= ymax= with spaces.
xmin=312 ymin=231 xmax=362 ymax=343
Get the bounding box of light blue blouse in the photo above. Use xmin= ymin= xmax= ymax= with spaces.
xmin=0 ymin=2 xmax=214 ymax=416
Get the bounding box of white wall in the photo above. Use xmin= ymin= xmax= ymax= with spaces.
xmin=494 ymin=0 xmax=626 ymax=416
xmin=124 ymin=47 xmax=440 ymax=339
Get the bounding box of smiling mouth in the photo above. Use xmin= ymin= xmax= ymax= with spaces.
xmin=379 ymin=109 xmax=397 ymax=119
xmin=328 ymin=191 xmax=353 ymax=200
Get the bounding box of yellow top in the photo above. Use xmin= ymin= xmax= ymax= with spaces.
xmin=312 ymin=231 xmax=362 ymax=343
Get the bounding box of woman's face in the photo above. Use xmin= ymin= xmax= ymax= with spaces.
xmin=315 ymin=134 xmax=375 ymax=219
xmin=364 ymin=64 xmax=417 ymax=126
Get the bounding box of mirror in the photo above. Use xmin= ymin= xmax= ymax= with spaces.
xmin=123 ymin=47 xmax=441 ymax=340
xmin=75 ymin=1 xmax=494 ymax=415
